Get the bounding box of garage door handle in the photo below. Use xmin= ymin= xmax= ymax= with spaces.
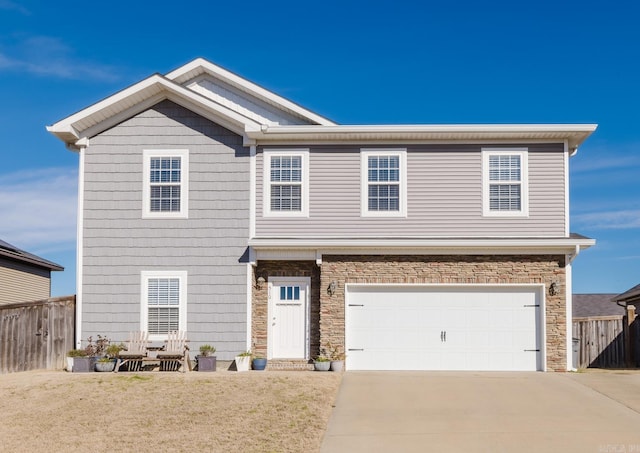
xmin=524 ymin=349 xmax=540 ymax=352
xmin=348 ymin=304 xmax=364 ymax=307
xmin=440 ymin=331 xmax=446 ymax=342
xmin=348 ymin=349 xmax=364 ymax=351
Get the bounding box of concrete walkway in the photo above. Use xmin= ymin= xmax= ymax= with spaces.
xmin=321 ymin=371 xmax=640 ymax=452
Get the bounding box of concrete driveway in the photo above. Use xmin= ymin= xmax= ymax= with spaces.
xmin=321 ymin=370 xmax=640 ymax=453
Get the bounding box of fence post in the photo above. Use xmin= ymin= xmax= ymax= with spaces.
xmin=626 ymin=305 xmax=636 ymax=367
xmin=624 ymin=305 xmax=637 ymax=367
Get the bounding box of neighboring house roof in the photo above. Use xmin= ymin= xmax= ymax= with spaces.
xmin=572 ymin=294 xmax=623 ymax=318
xmin=612 ymin=284 xmax=640 ymax=305
xmin=47 ymin=57 xmax=597 ymax=153
xmin=0 ymin=239 xmax=64 ymax=271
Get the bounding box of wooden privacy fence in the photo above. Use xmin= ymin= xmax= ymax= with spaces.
xmin=573 ymin=316 xmax=625 ymax=369
xmin=0 ymin=295 xmax=75 ymax=374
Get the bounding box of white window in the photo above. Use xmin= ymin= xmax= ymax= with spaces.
xmin=141 ymin=271 xmax=187 ymax=341
xmin=482 ymin=148 xmax=529 ymax=217
xmin=263 ymin=149 xmax=309 ymax=217
xmin=361 ymin=149 xmax=407 ymax=217
xmin=142 ymin=149 xmax=189 ymax=218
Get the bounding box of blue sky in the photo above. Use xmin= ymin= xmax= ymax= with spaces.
xmin=0 ymin=0 xmax=638 ymax=296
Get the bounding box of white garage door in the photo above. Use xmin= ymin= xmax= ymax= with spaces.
xmin=345 ymin=285 xmax=542 ymax=371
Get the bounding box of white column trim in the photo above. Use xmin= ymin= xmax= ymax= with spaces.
xmin=75 ymin=145 xmax=86 ymax=347
xmin=564 ymin=140 xmax=570 ymax=237
xmin=565 ymin=259 xmax=574 ymax=371
xmin=247 ymin=144 xmax=257 ymax=350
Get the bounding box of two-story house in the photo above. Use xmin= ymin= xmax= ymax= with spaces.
xmin=48 ymin=58 xmax=596 ymax=371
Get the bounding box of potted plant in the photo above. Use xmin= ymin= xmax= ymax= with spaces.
xmin=252 ymin=355 xmax=267 ymax=371
xmin=66 ymin=349 xmax=88 ymax=372
xmin=235 ymin=350 xmax=252 ymax=372
xmin=196 ymin=344 xmax=217 ymax=372
xmin=326 ymin=342 xmax=346 ymax=372
xmin=314 ymin=354 xmax=331 ymax=372
xmin=95 ymin=356 xmax=116 ymax=372
xmin=95 ymin=343 xmax=124 ymax=372
xmin=70 ymin=335 xmax=111 ymax=372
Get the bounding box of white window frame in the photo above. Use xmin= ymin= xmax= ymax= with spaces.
xmin=140 ymin=270 xmax=188 ymax=341
xmin=482 ymin=148 xmax=529 ymax=217
xmin=361 ymin=148 xmax=407 ymax=217
xmin=263 ymin=149 xmax=310 ymax=217
xmin=142 ymin=149 xmax=189 ymax=219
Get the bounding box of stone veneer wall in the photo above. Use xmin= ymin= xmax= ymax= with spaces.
xmin=319 ymin=255 xmax=567 ymax=372
xmin=251 ymin=261 xmax=321 ymax=368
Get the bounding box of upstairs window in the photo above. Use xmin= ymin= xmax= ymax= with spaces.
xmin=141 ymin=271 xmax=187 ymax=341
xmin=263 ymin=150 xmax=309 ymax=217
xmin=361 ymin=149 xmax=407 ymax=217
xmin=143 ymin=150 xmax=189 ymax=218
xmin=482 ymin=149 xmax=529 ymax=217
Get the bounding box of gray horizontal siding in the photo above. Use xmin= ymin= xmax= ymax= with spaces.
xmin=81 ymin=100 xmax=250 ymax=359
xmin=256 ymin=143 xmax=566 ymax=238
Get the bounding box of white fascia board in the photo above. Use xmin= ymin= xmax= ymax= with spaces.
xmin=247 ymin=124 xmax=598 ymax=149
xmin=166 ymin=58 xmax=336 ymax=127
xmin=249 ymin=237 xmax=596 ymax=254
xmin=47 ymin=74 xmax=263 ymax=147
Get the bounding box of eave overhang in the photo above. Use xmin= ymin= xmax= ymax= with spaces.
xmin=47 ymin=74 xmax=263 ymax=149
xmin=247 ymin=124 xmax=597 ymax=150
xmin=249 ymin=236 xmax=596 ymax=257
xmin=0 ymin=246 xmax=64 ymax=271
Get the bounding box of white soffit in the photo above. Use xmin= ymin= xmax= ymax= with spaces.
xmin=247 ymin=124 xmax=598 ymax=149
xmin=249 ymin=236 xmax=596 ymax=255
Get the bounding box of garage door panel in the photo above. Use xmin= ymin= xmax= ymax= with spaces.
xmin=346 ymin=285 xmax=542 ymax=371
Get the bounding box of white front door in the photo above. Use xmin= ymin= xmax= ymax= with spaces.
xmin=268 ymin=277 xmax=310 ymax=359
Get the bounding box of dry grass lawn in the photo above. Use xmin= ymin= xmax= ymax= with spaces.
xmin=0 ymin=369 xmax=342 ymax=453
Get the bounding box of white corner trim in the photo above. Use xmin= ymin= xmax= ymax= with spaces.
xmin=262 ymin=149 xmax=310 ymax=218
xmin=565 ymin=260 xmax=574 ymax=371
xmin=246 ymin=263 xmax=253 ymax=351
xmin=249 ymin=145 xmax=257 ymax=238
xmin=564 ymin=140 xmax=570 ymax=236
xmin=75 ymin=145 xmax=86 ymax=347
xmin=360 ymin=148 xmax=407 ymax=218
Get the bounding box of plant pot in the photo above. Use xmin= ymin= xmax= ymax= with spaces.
xmin=330 ymin=360 xmax=344 ymax=372
xmin=72 ymin=357 xmax=95 ymax=373
xmin=197 ymin=356 xmax=217 ymax=372
xmin=314 ymin=361 xmax=330 ymax=371
xmin=252 ymin=358 xmax=267 ymax=371
xmin=66 ymin=357 xmax=74 ymax=372
xmin=235 ymin=356 xmax=251 ymax=372
xmin=95 ymin=359 xmax=116 ymax=372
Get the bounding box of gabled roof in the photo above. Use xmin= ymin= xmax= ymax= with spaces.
xmin=47 ymin=58 xmax=335 ymax=149
xmin=613 ymin=284 xmax=640 ymax=304
xmin=166 ymin=58 xmax=336 ymax=127
xmin=47 ymin=57 xmax=597 ymax=150
xmin=0 ymin=239 xmax=63 ymax=271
